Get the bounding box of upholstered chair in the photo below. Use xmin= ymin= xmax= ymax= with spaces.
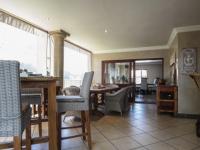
xmin=56 ymin=71 xmax=94 ymax=150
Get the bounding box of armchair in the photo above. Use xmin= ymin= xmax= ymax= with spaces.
xmin=105 ymin=87 xmax=129 ymax=116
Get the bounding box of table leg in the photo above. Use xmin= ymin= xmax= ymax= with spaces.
xmin=48 ymin=81 xmax=58 ymax=150
xmin=94 ymin=93 xmax=98 ymax=111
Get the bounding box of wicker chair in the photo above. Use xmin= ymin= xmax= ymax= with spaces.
xmin=56 ymin=71 xmax=94 ymax=150
xmin=21 ymin=88 xmax=43 ymax=137
xmin=0 ymin=60 xmax=31 ymax=150
xmin=105 ymin=87 xmax=129 ymax=116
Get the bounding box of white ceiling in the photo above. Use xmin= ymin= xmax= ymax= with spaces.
xmin=0 ymin=0 xmax=200 ymax=53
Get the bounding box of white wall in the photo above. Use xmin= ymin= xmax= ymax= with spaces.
xmin=92 ymin=49 xmax=170 ymax=84
xmin=135 ymin=63 xmax=163 ymax=84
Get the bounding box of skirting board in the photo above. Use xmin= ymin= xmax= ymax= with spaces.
xmin=176 ymin=113 xmax=200 ymax=119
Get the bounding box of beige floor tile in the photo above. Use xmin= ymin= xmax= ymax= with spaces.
xmin=118 ymin=126 xmax=144 ymax=136
xmin=111 ymin=137 xmax=142 ymax=150
xmin=166 ymin=137 xmax=199 ymax=150
xmin=32 ymin=143 xmax=48 ymax=150
xmin=77 ymin=125 xmax=100 ymax=134
xmin=131 ymin=133 xmax=159 ymax=146
xmin=61 ymin=137 xmax=86 ymax=149
xmin=111 ymin=121 xmax=132 ymax=129
xmin=181 ymin=133 xmax=200 ymax=145
xmin=101 ymin=129 xmax=126 ymax=140
xmin=193 ymin=147 xmax=200 ymax=150
xmin=92 ymin=141 xmax=117 ymax=150
xmin=162 ymin=126 xmax=192 ymax=137
xmin=133 ymin=147 xmax=147 ymax=150
xmin=91 ymin=126 xmax=100 ymax=134
xmin=94 ymin=124 xmax=116 ymax=132
xmin=92 ymin=132 xmax=108 ymax=143
xmin=149 ymin=130 xmax=177 ymax=141
xmin=136 ymin=124 xmax=160 ymax=132
xmin=67 ymin=146 xmax=88 ymax=150
xmin=1 ymin=103 xmax=199 ymax=150
xmin=145 ymin=142 xmax=176 ymax=150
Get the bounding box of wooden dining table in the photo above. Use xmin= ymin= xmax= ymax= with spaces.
xmin=90 ymin=85 xmax=120 ymax=114
xmin=21 ymin=77 xmax=58 ymax=150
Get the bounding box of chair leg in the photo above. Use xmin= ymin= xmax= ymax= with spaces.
xmin=57 ymin=112 xmax=62 ymax=150
xmin=85 ymin=111 xmax=92 ymax=150
xmin=13 ymin=136 xmax=21 ymax=150
xmin=38 ymin=104 xmax=42 ymax=137
xmin=81 ymin=111 xmax=86 ymax=141
xmin=26 ymin=119 xmax=32 ymax=150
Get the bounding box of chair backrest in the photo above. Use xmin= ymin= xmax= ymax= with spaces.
xmin=0 ymin=60 xmax=21 ymax=120
xmin=80 ymin=71 xmax=94 ymax=100
xmin=141 ymin=78 xmax=147 ymax=90
xmin=62 ymin=86 xmax=80 ymax=96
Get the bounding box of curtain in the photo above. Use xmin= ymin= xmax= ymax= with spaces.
xmin=0 ymin=10 xmax=50 ymax=75
xmin=64 ymin=42 xmax=91 ymax=87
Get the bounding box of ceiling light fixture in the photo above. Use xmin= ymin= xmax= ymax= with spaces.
xmin=104 ymin=29 xmax=108 ymax=33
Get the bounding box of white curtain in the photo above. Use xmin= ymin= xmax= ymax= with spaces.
xmin=64 ymin=42 xmax=91 ymax=87
xmin=0 ymin=11 xmax=34 ymax=33
xmin=0 ymin=11 xmax=49 ymax=75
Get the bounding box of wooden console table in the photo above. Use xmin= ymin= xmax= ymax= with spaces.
xmin=156 ymin=85 xmax=178 ymax=115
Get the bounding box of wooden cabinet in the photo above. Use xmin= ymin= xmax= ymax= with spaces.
xmin=156 ymin=85 xmax=177 ymax=115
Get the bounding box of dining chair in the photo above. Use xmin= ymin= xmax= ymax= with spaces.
xmin=140 ymin=77 xmax=148 ymax=94
xmin=56 ymin=71 xmax=94 ymax=150
xmin=21 ymin=88 xmax=43 ymax=137
xmin=0 ymin=60 xmax=31 ymax=150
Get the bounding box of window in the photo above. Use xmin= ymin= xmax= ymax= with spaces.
xmin=0 ymin=22 xmax=48 ymax=75
xmin=135 ymin=70 xmax=147 ymax=84
xmin=64 ymin=42 xmax=91 ymax=87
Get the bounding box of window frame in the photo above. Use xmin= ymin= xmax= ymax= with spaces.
xmin=135 ymin=69 xmax=148 ymax=84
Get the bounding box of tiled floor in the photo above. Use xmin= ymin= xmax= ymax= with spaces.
xmin=1 ymin=103 xmax=200 ymax=150
xmin=135 ymin=95 xmax=156 ymax=104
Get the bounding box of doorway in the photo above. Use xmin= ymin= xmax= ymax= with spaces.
xmin=134 ymin=58 xmax=164 ymax=104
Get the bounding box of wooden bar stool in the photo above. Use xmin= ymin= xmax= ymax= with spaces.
xmin=56 ymin=71 xmax=94 ymax=150
xmin=21 ymin=88 xmax=43 ymax=137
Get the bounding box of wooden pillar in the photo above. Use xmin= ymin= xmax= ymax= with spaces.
xmin=49 ymin=30 xmax=70 ymax=88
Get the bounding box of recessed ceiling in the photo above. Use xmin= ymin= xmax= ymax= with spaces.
xmin=0 ymin=0 xmax=200 ymax=53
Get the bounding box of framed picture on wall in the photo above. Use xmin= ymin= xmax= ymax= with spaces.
xmin=181 ymin=48 xmax=197 ymax=74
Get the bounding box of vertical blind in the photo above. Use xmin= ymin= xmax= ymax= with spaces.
xmin=64 ymin=42 xmax=91 ymax=87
